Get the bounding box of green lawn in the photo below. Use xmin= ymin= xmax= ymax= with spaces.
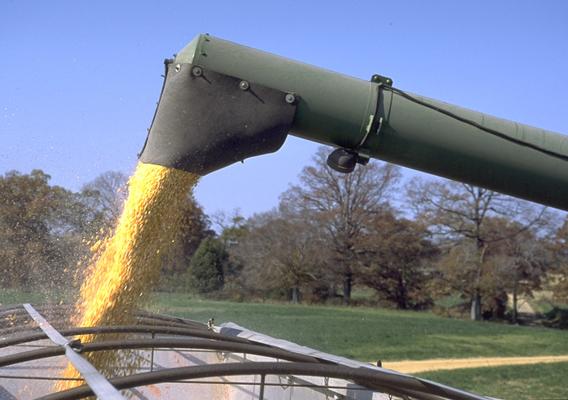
xmin=149 ymin=292 xmax=568 ymax=362
xmin=0 ymin=288 xmax=67 ymax=306
xmin=418 ymin=362 xmax=568 ymax=400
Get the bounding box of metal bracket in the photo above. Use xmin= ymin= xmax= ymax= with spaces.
xmin=327 ymin=74 xmax=392 ymax=173
xmin=359 ymin=73 xmax=391 ymax=149
xmin=371 ymin=74 xmax=393 ymax=86
xmin=368 ymin=73 xmax=392 ymax=140
xmin=139 ymin=62 xmax=297 ymax=175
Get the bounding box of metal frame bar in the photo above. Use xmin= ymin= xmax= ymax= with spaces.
xmin=22 ymin=304 xmax=126 ymax=400
xmin=37 ymin=361 xmax=486 ymax=400
xmin=0 ymin=325 xmax=249 ymax=349
xmin=224 ymin=348 xmax=350 ymax=399
xmin=0 ymin=305 xmax=205 ymax=336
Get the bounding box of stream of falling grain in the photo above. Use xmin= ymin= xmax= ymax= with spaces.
xmin=56 ymin=162 xmax=198 ymax=391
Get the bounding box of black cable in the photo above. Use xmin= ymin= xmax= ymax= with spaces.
xmin=383 ymin=86 xmax=568 ymax=163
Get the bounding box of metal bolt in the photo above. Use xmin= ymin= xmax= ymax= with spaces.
xmin=175 ymin=64 xmax=181 ymax=72
xmin=239 ymin=80 xmax=250 ymax=91
xmin=191 ymin=66 xmax=203 ymax=77
xmin=285 ymin=93 xmax=296 ymax=104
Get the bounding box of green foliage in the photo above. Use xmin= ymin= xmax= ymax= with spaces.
xmin=149 ymin=293 xmax=568 ymax=362
xmin=187 ymin=237 xmax=228 ymax=294
xmin=418 ymin=362 xmax=568 ymax=400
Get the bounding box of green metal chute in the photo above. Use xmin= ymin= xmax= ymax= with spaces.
xmin=140 ymin=34 xmax=568 ymax=211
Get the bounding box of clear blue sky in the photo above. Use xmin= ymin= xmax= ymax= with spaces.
xmin=2 ymin=1 xmax=567 ymax=217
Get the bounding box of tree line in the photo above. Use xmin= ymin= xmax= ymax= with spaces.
xmin=1 ymin=147 xmax=567 ymax=323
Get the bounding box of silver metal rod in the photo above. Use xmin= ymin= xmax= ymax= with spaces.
xmin=22 ymin=304 xmax=126 ymax=400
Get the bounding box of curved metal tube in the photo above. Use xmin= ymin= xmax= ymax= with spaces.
xmin=0 ymin=317 xmax=206 ymax=338
xmin=37 ymin=361 xmax=490 ymax=400
xmin=0 ymin=337 xmax=319 ymax=368
xmin=0 ymin=324 xmax=249 ymax=349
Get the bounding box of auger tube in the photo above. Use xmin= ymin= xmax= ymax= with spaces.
xmin=140 ymin=33 xmax=568 ymax=211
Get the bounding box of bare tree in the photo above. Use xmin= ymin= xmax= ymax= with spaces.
xmin=282 ymin=147 xmax=401 ymax=304
xmin=492 ymin=227 xmax=550 ymax=323
xmin=0 ymin=170 xmax=95 ymax=290
xmin=231 ymin=207 xmax=330 ymax=303
xmin=551 ymin=216 xmax=568 ymax=302
xmin=81 ymin=171 xmax=128 ymax=226
xmin=408 ymin=178 xmax=548 ymax=320
xmin=211 ymin=209 xmax=247 ymax=247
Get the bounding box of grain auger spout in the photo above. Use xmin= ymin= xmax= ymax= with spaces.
xmin=140 ymin=33 xmax=568 ymax=211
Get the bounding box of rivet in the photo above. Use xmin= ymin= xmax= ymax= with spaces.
xmin=239 ymin=80 xmax=250 ymax=91
xmin=191 ymin=66 xmax=203 ymax=77
xmin=285 ymin=93 xmax=296 ymax=104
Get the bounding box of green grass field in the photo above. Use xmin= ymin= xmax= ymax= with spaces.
xmin=149 ymin=292 xmax=568 ymax=362
xmin=418 ymin=362 xmax=568 ymax=400
xmin=0 ymin=288 xmax=69 ymax=306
